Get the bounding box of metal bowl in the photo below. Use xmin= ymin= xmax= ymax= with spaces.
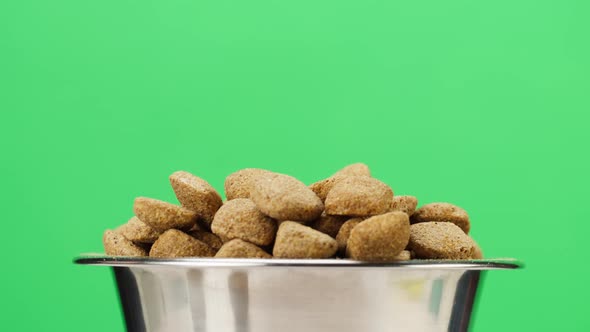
xmin=75 ymin=255 xmax=521 ymax=332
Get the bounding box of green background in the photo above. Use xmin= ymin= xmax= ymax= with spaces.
xmin=1 ymin=0 xmax=588 ymax=331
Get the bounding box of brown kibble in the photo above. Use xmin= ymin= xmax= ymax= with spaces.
xmin=169 ymin=171 xmax=223 ymax=228
xmin=273 ymin=221 xmax=338 ymax=258
xmin=103 ymin=230 xmax=147 ymax=257
xmin=346 ymin=212 xmax=410 ymax=261
xmin=251 ymin=172 xmax=324 ymax=222
xmin=133 ymin=197 xmax=198 ymax=231
xmin=394 ymin=250 xmax=412 ymax=261
xmin=310 ymin=213 xmax=348 ymax=238
xmin=390 ymin=195 xmax=418 ymax=216
xmin=408 ymin=222 xmax=476 ymax=259
xmin=211 ymin=199 xmax=277 ymax=246
xmin=411 ymin=202 xmax=470 ymax=233
xmin=117 ymin=216 xmax=162 ymax=243
xmin=309 ymin=163 xmax=371 ymax=201
xmin=215 ymin=239 xmax=272 ymax=258
xmin=149 ymin=229 xmax=215 ymax=258
xmin=325 ymin=177 xmax=393 ymax=216
xmin=187 ymin=230 xmax=224 ymax=252
xmin=335 ymin=218 xmax=363 ymax=256
xmin=224 ymin=168 xmax=272 ymax=200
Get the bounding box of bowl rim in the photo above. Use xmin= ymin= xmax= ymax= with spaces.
xmin=74 ymin=254 xmax=522 ymax=270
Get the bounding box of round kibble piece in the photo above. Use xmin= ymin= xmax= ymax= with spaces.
xmin=309 ymin=163 xmax=371 ymax=202
xmin=170 ymin=171 xmax=223 ymax=228
xmin=310 ymin=213 xmax=348 ymax=238
xmin=325 ymin=177 xmax=393 ymax=216
xmin=273 ymin=221 xmax=338 ymax=258
xmin=346 ymin=212 xmax=410 ymax=261
xmin=335 ymin=218 xmax=363 ymax=256
xmin=211 ymin=198 xmax=277 ymax=246
xmin=187 ymin=230 xmax=224 ymax=252
xmin=390 ymin=195 xmax=418 ymax=216
xmin=411 ymin=202 xmax=470 ymax=233
xmin=117 ymin=216 xmax=162 ymax=243
xmin=133 ymin=197 xmax=198 ymax=231
xmin=251 ymin=172 xmax=324 ymax=222
xmin=225 ymin=168 xmax=272 ymax=200
xmin=149 ymin=229 xmax=215 ymax=258
xmin=103 ymin=230 xmax=147 ymax=257
xmin=408 ymin=222 xmax=476 ymax=259
xmin=215 ymin=239 xmax=272 ymax=258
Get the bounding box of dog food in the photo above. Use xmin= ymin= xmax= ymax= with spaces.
xmin=411 ymin=202 xmax=470 ymax=233
xmin=102 ymin=165 xmax=485 ymax=261
xmin=215 ymin=239 xmax=272 ymax=258
xmin=211 ymin=198 xmax=277 ymax=246
xmin=346 ymin=212 xmax=410 ymax=261
xmin=273 ymin=221 xmax=338 ymax=258
xmin=149 ymin=229 xmax=215 ymax=258
xmin=408 ymin=222 xmax=476 ymax=259
xmin=170 ymin=171 xmax=223 ymax=228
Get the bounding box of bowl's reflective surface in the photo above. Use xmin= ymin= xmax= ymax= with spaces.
xmin=75 ymin=255 xmax=521 ymax=332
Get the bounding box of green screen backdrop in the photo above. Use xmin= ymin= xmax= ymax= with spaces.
xmin=1 ymin=0 xmax=588 ymax=331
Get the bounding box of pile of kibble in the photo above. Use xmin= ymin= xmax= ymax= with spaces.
xmin=103 ymin=163 xmax=482 ymax=261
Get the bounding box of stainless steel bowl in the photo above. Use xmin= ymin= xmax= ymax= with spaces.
xmin=75 ymin=255 xmax=521 ymax=332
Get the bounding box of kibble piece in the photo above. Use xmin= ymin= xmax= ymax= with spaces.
xmin=273 ymin=221 xmax=338 ymax=258
xmin=394 ymin=250 xmax=412 ymax=261
xmin=225 ymin=168 xmax=272 ymax=200
xmin=149 ymin=229 xmax=215 ymax=258
xmin=346 ymin=212 xmax=410 ymax=261
xmin=103 ymin=230 xmax=147 ymax=257
xmin=309 ymin=163 xmax=371 ymax=201
xmin=325 ymin=177 xmax=393 ymax=216
xmin=215 ymin=239 xmax=272 ymax=258
xmin=310 ymin=213 xmax=348 ymax=238
xmin=133 ymin=197 xmax=198 ymax=231
xmin=169 ymin=171 xmax=223 ymax=228
xmin=408 ymin=222 xmax=476 ymax=259
xmin=187 ymin=230 xmax=224 ymax=252
xmin=211 ymin=198 xmax=277 ymax=246
xmin=411 ymin=202 xmax=470 ymax=233
xmin=117 ymin=216 xmax=162 ymax=243
xmin=390 ymin=195 xmax=418 ymax=216
xmin=251 ymin=172 xmax=324 ymax=222
xmin=335 ymin=218 xmax=363 ymax=256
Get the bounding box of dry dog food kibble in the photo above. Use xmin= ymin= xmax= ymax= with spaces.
xmin=335 ymin=218 xmax=363 ymax=256
xmin=103 ymin=230 xmax=147 ymax=257
xmin=408 ymin=222 xmax=476 ymax=259
xmin=309 ymin=163 xmax=371 ymax=202
xmin=346 ymin=212 xmax=410 ymax=261
xmin=411 ymin=202 xmax=470 ymax=233
xmin=273 ymin=221 xmax=338 ymax=258
xmin=133 ymin=197 xmax=197 ymax=231
xmin=170 ymin=171 xmax=223 ymax=228
xmin=102 ymin=164 xmax=485 ymax=260
xmin=310 ymin=213 xmax=348 ymax=238
xmin=187 ymin=229 xmax=224 ymax=252
xmin=390 ymin=195 xmax=418 ymax=216
xmin=118 ymin=216 xmax=162 ymax=243
xmin=251 ymin=172 xmax=324 ymax=222
xmin=224 ymin=168 xmax=272 ymax=200
xmin=211 ymin=198 xmax=277 ymax=246
xmin=215 ymin=239 xmax=272 ymax=258
xmin=325 ymin=176 xmax=393 ymax=216
xmin=150 ymin=229 xmax=215 ymax=258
